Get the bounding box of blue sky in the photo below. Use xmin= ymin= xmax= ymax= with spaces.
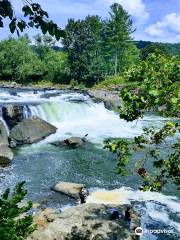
xmin=0 ymin=0 xmax=180 ymax=43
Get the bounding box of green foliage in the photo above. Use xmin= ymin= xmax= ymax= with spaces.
xmin=62 ymin=3 xmax=139 ymax=86
xmin=0 ymin=35 xmax=44 ymax=83
xmin=101 ymin=3 xmax=136 ymax=75
xmin=104 ymin=139 xmax=132 ymax=176
xmin=135 ymin=40 xmax=180 ymax=57
xmin=121 ymin=54 xmax=180 ymax=120
xmin=105 ymin=53 xmax=180 ymax=192
xmin=0 ymin=0 xmax=64 ymax=40
xmin=0 ymin=34 xmax=70 ymax=84
xmin=94 ymin=75 xmax=125 ymax=89
xmin=63 ymin=15 xmax=104 ymax=86
xmin=0 ymin=181 xmax=36 ymax=240
xmin=140 ymin=43 xmax=168 ymax=60
xmin=105 ymin=122 xmax=180 ymax=192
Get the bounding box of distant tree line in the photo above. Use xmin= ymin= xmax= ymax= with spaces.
xmin=135 ymin=41 xmax=180 ymax=57
xmin=0 ymin=3 xmax=179 ymax=86
xmin=0 ymin=34 xmax=69 ymax=84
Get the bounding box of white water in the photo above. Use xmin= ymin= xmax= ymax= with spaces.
xmin=0 ymin=89 xmax=179 ymax=239
xmin=30 ymin=101 xmax=147 ymax=144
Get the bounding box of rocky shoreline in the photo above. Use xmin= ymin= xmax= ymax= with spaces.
xmin=27 ymin=203 xmax=140 ymax=240
xmin=0 ymin=83 xmax=122 ymax=111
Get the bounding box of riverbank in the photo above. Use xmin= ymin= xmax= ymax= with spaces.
xmin=0 ymin=82 xmax=123 ymax=111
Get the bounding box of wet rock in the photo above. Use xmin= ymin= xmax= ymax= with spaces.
xmin=2 ymin=105 xmax=24 ymax=129
xmin=51 ymin=135 xmax=88 ymax=148
xmin=27 ymin=203 xmax=140 ymax=240
xmin=40 ymin=92 xmax=60 ymax=99
xmin=0 ymin=120 xmax=13 ymax=166
xmin=0 ymin=145 xmax=14 ymax=166
xmin=0 ymin=120 xmax=9 ymax=146
xmin=9 ymin=116 xmax=57 ymax=145
xmin=88 ymin=89 xmax=122 ymax=111
xmin=53 ymin=181 xmax=85 ymax=199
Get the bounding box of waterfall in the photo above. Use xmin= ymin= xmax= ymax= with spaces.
xmin=0 ymin=109 xmax=9 ymax=134
xmin=28 ymin=100 xmax=146 ymax=143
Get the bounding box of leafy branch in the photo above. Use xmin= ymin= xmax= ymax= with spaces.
xmin=0 ymin=0 xmax=65 ymax=39
xmin=105 ymin=121 xmax=180 ymax=192
xmin=0 ymin=181 xmax=36 ymax=240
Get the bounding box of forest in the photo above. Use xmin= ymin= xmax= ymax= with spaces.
xmin=0 ymin=3 xmax=179 ymax=88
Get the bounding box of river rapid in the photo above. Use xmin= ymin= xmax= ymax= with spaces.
xmin=0 ymin=88 xmax=179 ymax=240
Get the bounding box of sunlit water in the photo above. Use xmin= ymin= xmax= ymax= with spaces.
xmin=0 ymin=88 xmax=179 ymax=240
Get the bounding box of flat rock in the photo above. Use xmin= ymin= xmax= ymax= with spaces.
xmin=53 ymin=181 xmax=85 ymax=199
xmin=9 ymin=116 xmax=57 ymax=145
xmin=27 ymin=203 xmax=140 ymax=240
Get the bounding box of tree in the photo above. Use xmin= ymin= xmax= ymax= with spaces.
xmin=62 ymin=15 xmax=104 ymax=86
xmin=105 ymin=53 xmax=180 ymax=192
xmin=0 ymin=182 xmax=36 ymax=240
xmin=0 ymin=0 xmax=64 ymax=40
xmin=0 ymin=35 xmax=45 ymax=82
xmin=102 ymin=3 xmax=135 ymax=75
xmin=33 ymin=34 xmax=70 ymax=83
xmin=33 ymin=34 xmax=56 ymax=60
xmin=140 ymin=43 xmax=167 ymax=60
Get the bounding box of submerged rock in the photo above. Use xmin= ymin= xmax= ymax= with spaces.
xmin=2 ymin=105 xmax=24 ymax=129
xmin=53 ymin=181 xmax=85 ymax=199
xmin=51 ymin=134 xmax=88 ymax=148
xmin=27 ymin=203 xmax=140 ymax=240
xmin=9 ymin=116 xmax=57 ymax=145
xmin=0 ymin=120 xmax=13 ymax=166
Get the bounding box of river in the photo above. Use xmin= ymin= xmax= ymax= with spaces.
xmin=0 ymin=88 xmax=179 ymax=240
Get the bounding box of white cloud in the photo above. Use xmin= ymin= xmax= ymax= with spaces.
xmin=146 ymin=12 xmax=180 ymax=37
xmin=106 ymin=0 xmax=149 ymax=23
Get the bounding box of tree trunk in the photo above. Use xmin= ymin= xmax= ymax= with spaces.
xmin=114 ymin=51 xmax=118 ymax=75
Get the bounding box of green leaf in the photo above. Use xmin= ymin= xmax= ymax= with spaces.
xmin=9 ymin=19 xmax=16 ymax=33
xmin=149 ymin=89 xmax=159 ymax=96
xmin=171 ymin=97 xmax=178 ymax=104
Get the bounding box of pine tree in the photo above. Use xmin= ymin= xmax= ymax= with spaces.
xmin=102 ymin=3 xmax=135 ymax=75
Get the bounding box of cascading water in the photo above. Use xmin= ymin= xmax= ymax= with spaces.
xmin=0 ymin=88 xmax=179 ymax=240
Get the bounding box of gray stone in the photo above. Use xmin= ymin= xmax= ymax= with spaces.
xmin=88 ymin=89 xmax=122 ymax=111
xmin=0 ymin=120 xmax=13 ymax=166
xmin=0 ymin=145 xmax=14 ymax=166
xmin=9 ymin=116 xmax=57 ymax=145
xmin=0 ymin=120 xmax=9 ymax=146
xmin=53 ymin=181 xmax=85 ymax=199
xmin=51 ymin=135 xmax=88 ymax=148
xmin=27 ymin=203 xmax=140 ymax=240
xmin=2 ymin=105 xmax=24 ymax=129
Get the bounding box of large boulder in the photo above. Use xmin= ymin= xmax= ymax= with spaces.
xmin=0 ymin=120 xmax=9 ymax=146
xmin=9 ymin=116 xmax=57 ymax=145
xmin=0 ymin=120 xmax=13 ymax=166
xmin=53 ymin=181 xmax=85 ymax=199
xmin=88 ymin=89 xmax=122 ymax=111
xmin=0 ymin=145 xmax=14 ymax=166
xmin=27 ymin=203 xmax=140 ymax=240
xmin=2 ymin=105 xmax=24 ymax=129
